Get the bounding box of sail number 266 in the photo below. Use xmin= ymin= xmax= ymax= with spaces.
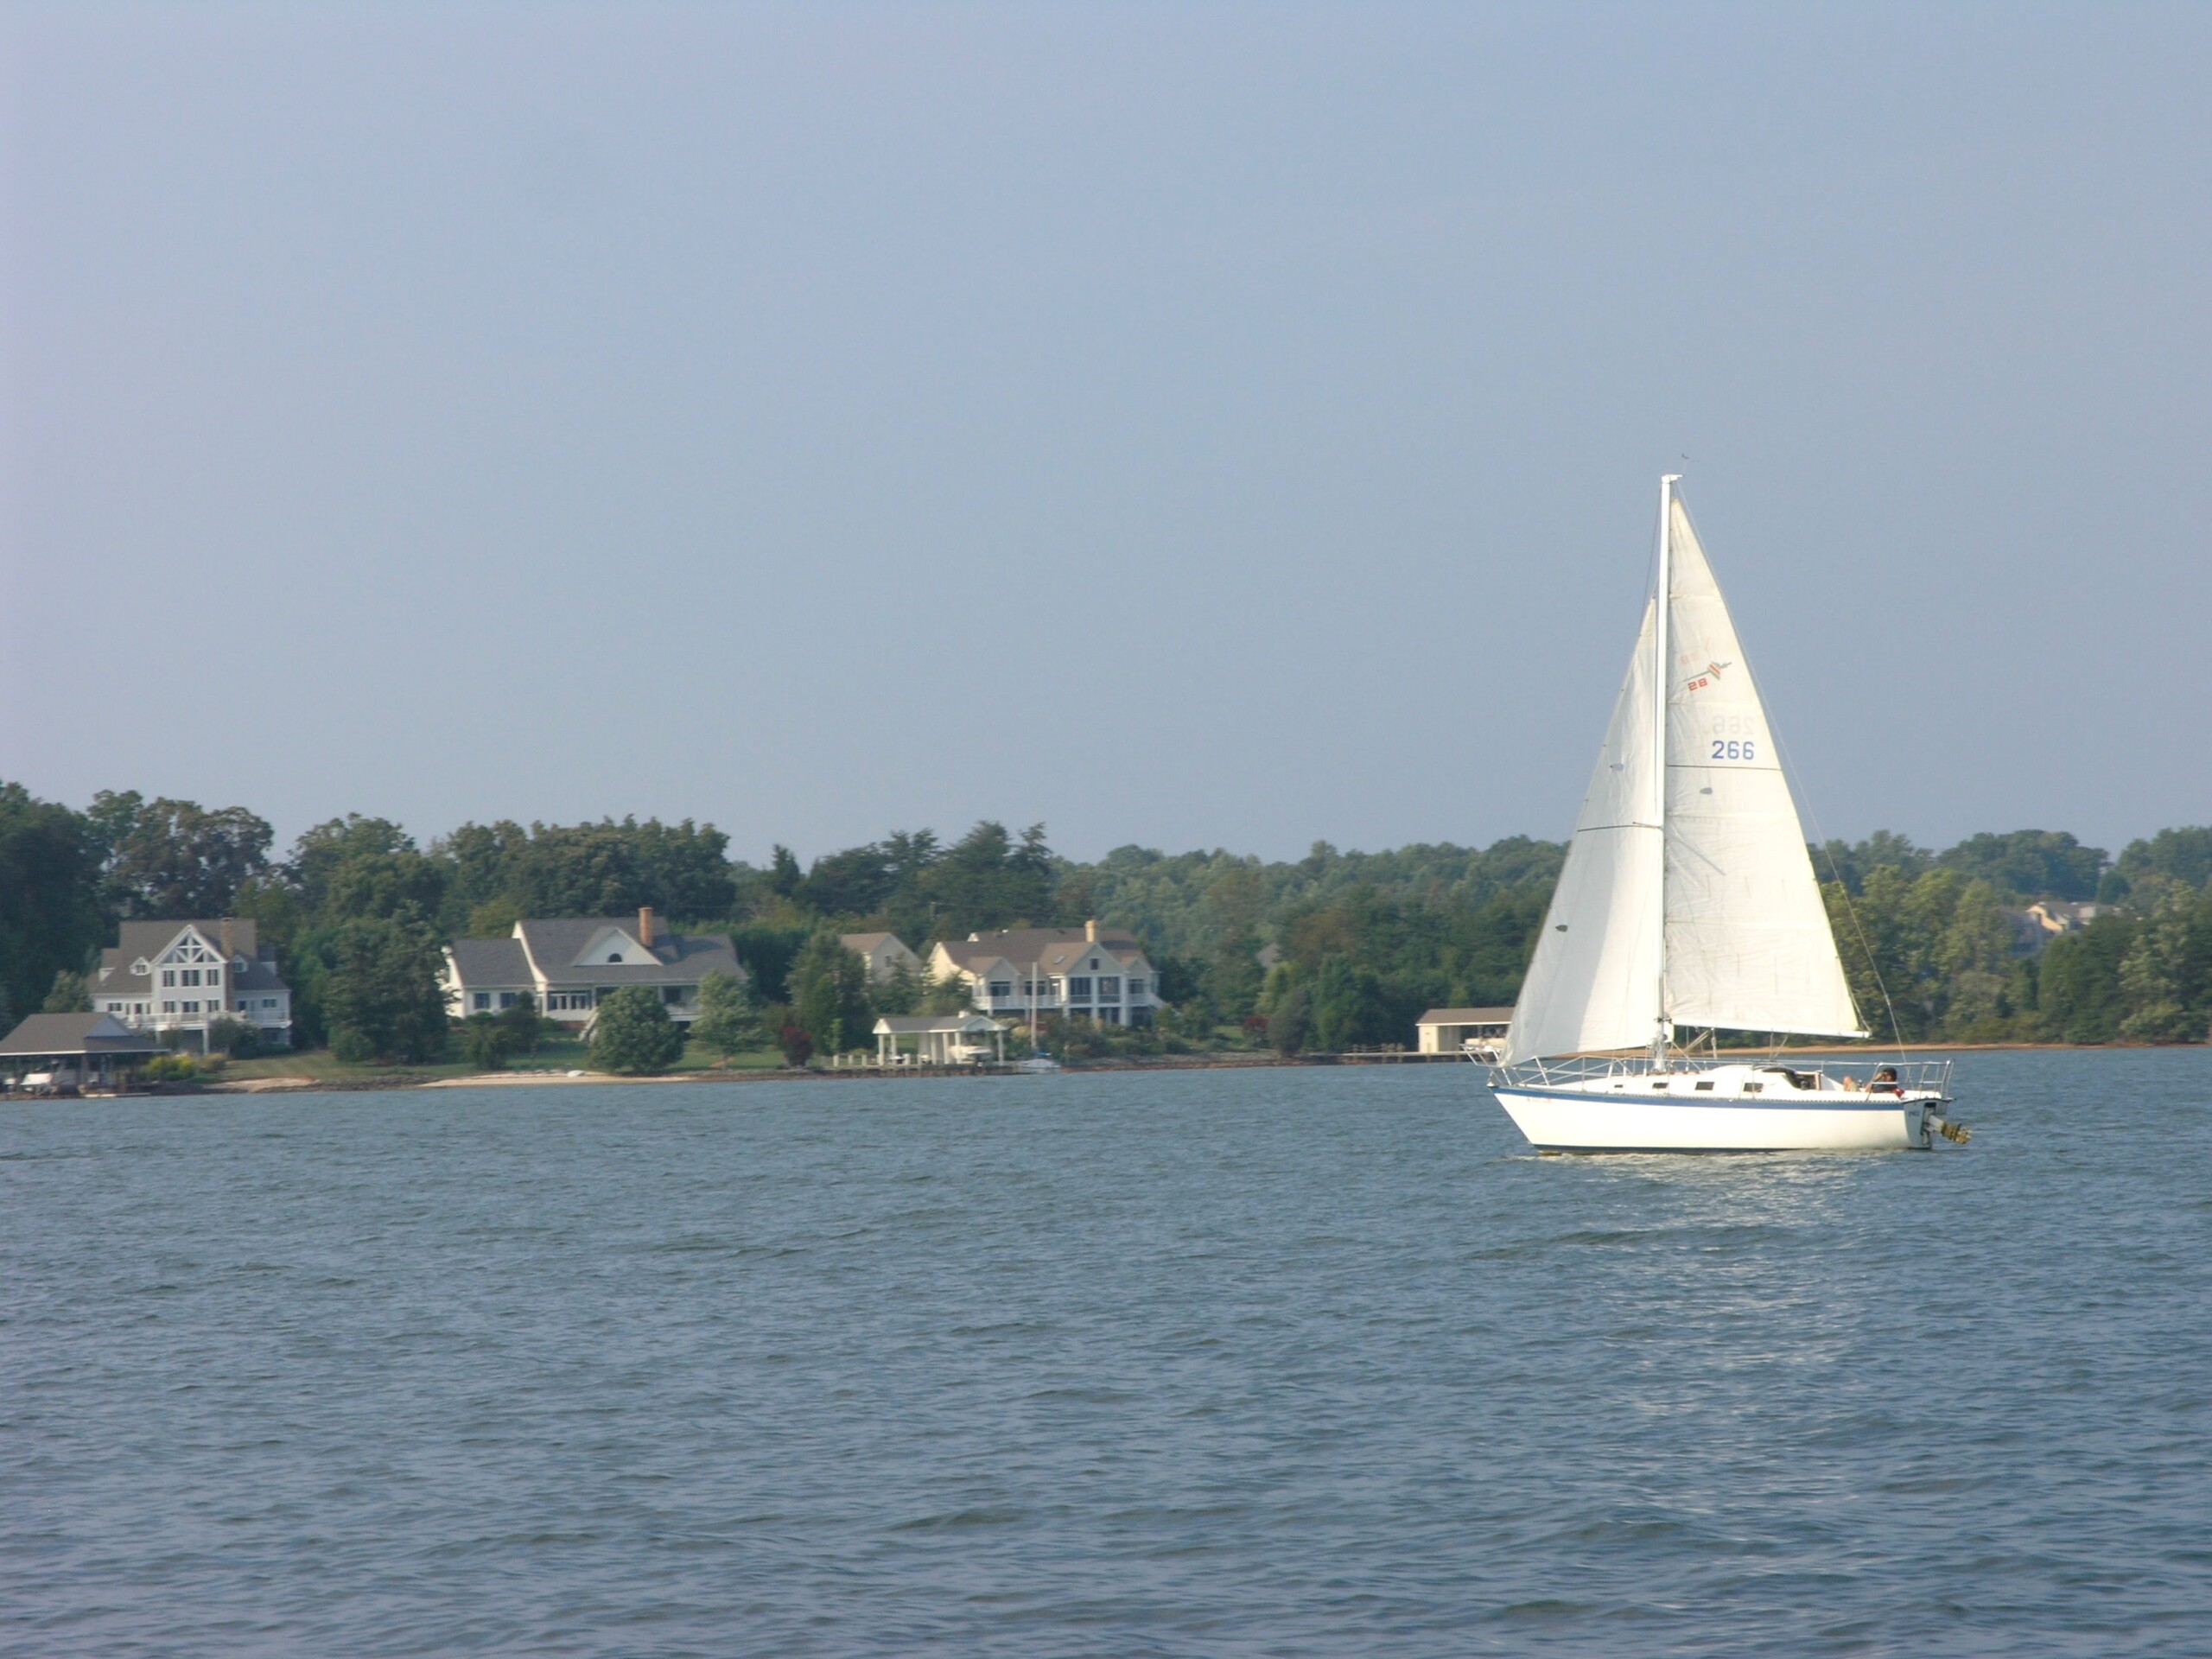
xmin=1710 ymin=738 xmax=1756 ymax=760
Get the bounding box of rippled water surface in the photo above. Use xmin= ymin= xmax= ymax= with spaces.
xmin=5 ymin=1052 xmax=2211 ymax=1656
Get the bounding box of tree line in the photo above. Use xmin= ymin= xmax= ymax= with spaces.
xmin=3 ymin=779 xmax=2209 ymax=1060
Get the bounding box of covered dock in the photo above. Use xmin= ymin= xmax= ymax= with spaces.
xmin=1 ymin=1013 xmax=162 ymax=1092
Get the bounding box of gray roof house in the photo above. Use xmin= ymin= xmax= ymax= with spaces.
xmin=441 ymin=906 xmax=745 ymax=1029
xmin=88 ymin=918 xmax=292 ymax=1052
xmin=927 ymin=919 xmax=1163 ymax=1026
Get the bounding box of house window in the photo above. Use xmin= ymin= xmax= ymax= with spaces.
xmin=182 ymin=1001 xmax=200 ymax=1014
xmin=499 ymin=993 xmax=517 ymax=1008
xmin=608 ymin=952 xmax=623 ymax=963
xmin=1089 ymin=958 xmax=1100 ymax=970
xmin=105 ymin=1001 xmax=122 ymax=1013
xmin=161 ymin=969 xmax=176 ymax=988
xmin=988 ymin=981 xmax=1012 ymax=999
xmin=1128 ymin=979 xmax=1147 ymax=998
xmin=1067 ymin=976 xmax=1093 ymax=1000
xmin=263 ymin=998 xmax=277 ymax=1008
xmin=162 ymin=1001 xmax=177 ymax=1014
xmin=474 ymin=993 xmax=492 ymax=1011
xmin=1102 ymin=1007 xmax=1122 ymax=1025
xmin=237 ymin=1000 xmax=249 ymax=1012
xmin=548 ymin=990 xmax=594 ymax=1012
xmin=1097 ymin=976 xmax=1121 ymax=1001
xmin=663 ymin=987 xmax=683 ymax=1004
xmin=181 ymin=969 xmax=200 ymax=987
xmin=206 ymin=969 xmax=220 ymax=988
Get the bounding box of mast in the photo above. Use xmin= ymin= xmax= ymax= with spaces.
xmin=1654 ymin=474 xmax=1679 ymax=1066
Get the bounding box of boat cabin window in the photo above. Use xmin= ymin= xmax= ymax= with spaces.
xmin=1742 ymin=1081 xmax=1763 ymax=1094
xmin=1694 ymin=1080 xmax=1714 ymax=1091
xmin=1652 ymin=1080 xmax=1669 ymax=1090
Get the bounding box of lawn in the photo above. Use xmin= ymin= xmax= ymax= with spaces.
xmin=217 ymin=1033 xmax=791 ymax=1084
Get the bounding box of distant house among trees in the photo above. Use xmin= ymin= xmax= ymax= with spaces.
xmin=840 ymin=931 xmax=923 ymax=984
xmin=928 ymin=920 xmax=1163 ymax=1026
xmin=88 ymin=918 xmax=293 ymax=1052
xmin=441 ymin=906 xmax=745 ymax=1032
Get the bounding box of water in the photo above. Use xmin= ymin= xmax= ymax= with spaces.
xmin=4 ymin=1052 xmax=2209 ymax=1657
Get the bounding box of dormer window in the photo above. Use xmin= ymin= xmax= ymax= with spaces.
xmin=608 ymin=952 xmax=622 ymax=963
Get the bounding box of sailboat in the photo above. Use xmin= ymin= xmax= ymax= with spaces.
xmin=1489 ymin=476 xmax=1962 ymax=1153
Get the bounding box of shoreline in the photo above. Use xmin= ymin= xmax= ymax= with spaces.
xmin=19 ymin=1039 xmax=2195 ymax=1103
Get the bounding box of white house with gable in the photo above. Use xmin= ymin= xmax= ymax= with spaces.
xmin=89 ymin=918 xmax=293 ymax=1051
xmin=441 ymin=906 xmax=745 ymax=1031
xmin=927 ymin=919 xmax=1163 ymax=1026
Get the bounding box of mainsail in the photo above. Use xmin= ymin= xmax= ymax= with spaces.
xmin=1501 ymin=482 xmax=1862 ymax=1065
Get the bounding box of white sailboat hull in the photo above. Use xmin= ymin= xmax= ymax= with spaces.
xmin=1494 ymin=1084 xmax=1926 ymax=1153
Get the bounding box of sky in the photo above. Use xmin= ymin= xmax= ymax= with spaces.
xmin=3 ymin=3 xmax=2207 ymax=868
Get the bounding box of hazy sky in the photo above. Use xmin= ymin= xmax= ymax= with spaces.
xmin=3 ymin=3 xmax=2207 ymax=867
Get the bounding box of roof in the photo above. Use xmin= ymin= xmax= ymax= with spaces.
xmin=873 ymin=1014 xmax=1003 ymax=1034
xmin=840 ymin=932 xmax=912 ymax=954
xmin=935 ymin=927 xmax=1148 ymax=975
xmin=444 ymin=937 xmax=533 ymax=984
xmin=510 ymin=918 xmax=746 ymax=987
xmin=95 ymin=918 xmax=286 ymax=995
xmin=0 ymin=1013 xmax=162 ymax=1058
xmin=1416 ymin=1007 xmax=1516 ymax=1026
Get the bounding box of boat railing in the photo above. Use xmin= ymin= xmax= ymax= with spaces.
xmin=1491 ymin=1053 xmax=1954 ymax=1097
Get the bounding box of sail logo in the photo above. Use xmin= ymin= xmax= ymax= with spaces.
xmin=1682 ymin=660 xmax=1732 ymax=694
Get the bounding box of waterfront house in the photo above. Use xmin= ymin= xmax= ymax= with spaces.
xmin=88 ymin=918 xmax=293 ymax=1052
xmin=841 ymin=931 xmax=923 ymax=984
xmin=440 ymin=906 xmax=744 ymax=1032
xmin=927 ymin=919 xmax=1162 ymax=1026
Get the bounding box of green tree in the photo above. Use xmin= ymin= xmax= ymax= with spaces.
xmin=2105 ymin=827 xmax=2212 ymax=902
xmin=498 ymin=991 xmax=546 ymax=1053
xmin=788 ymin=931 xmax=872 ymax=1054
xmin=439 ymin=817 xmax=736 ymax=919
xmin=460 ymin=1012 xmax=515 ymax=1070
xmin=207 ymin=1014 xmax=262 ymax=1058
xmin=0 ymin=781 xmax=104 ymax=1020
xmin=1307 ymin=957 xmax=1389 ymax=1050
xmin=870 ymin=957 xmax=924 ymax=1017
xmin=2115 ymin=884 xmax=2212 ymax=1041
xmin=41 ymin=969 xmax=92 ymax=1014
xmin=588 ymin=986 xmax=686 ymax=1074
xmin=320 ymin=917 xmax=449 ymax=1064
xmin=91 ymin=792 xmax=273 ymax=918
xmin=1936 ymin=830 xmax=2107 ymax=901
xmin=690 ymin=969 xmax=761 ymax=1063
xmin=467 ymin=898 xmax=524 ymax=938
xmin=2038 ymin=913 xmax=2136 ymax=1043
xmin=1268 ymin=983 xmax=1312 ymax=1056
xmin=1931 ymin=879 xmax=2018 ymax=1039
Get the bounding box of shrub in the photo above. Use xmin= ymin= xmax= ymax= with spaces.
xmin=1268 ymin=986 xmax=1311 ymax=1056
xmin=460 ymin=1013 xmax=514 ymax=1071
xmin=588 ymin=986 xmax=686 ymax=1075
xmin=207 ymin=1015 xmax=262 ymax=1058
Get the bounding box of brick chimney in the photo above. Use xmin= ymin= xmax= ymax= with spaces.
xmin=638 ymin=906 xmax=656 ymax=949
xmin=1084 ymin=917 xmax=1098 ymax=942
